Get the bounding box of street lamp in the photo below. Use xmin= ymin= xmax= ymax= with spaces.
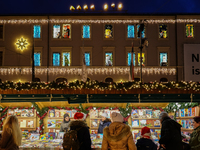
xmin=90 ymin=4 xmax=95 ymax=10
xmin=70 ymin=6 xmax=75 ymax=11
xmin=111 ymin=3 xmax=115 ymax=9
xmin=104 ymin=4 xmax=108 ymax=11
xmin=83 ymin=5 xmax=88 ymax=11
xmin=118 ymin=3 xmax=123 ymax=10
xmin=77 ymin=5 xmax=82 ymax=10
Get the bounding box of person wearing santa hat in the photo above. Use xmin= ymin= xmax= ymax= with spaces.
xmin=68 ymin=112 xmax=91 ymax=150
xmin=136 ymin=126 xmax=157 ymax=150
xmin=98 ymin=112 xmax=111 ymax=133
xmin=102 ymin=112 xmax=137 ymax=150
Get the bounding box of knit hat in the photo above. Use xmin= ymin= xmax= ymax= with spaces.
xmin=101 ymin=112 xmax=108 ymax=118
xmin=141 ymin=126 xmax=151 ymax=139
xmin=159 ymin=111 xmax=168 ymax=120
xmin=74 ymin=112 xmax=86 ymax=120
xmin=193 ymin=116 xmax=200 ymax=123
xmin=111 ymin=112 xmax=123 ymax=122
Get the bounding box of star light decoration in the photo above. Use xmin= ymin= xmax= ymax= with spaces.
xmin=15 ymin=37 xmax=28 ymax=51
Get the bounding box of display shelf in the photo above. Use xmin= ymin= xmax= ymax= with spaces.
xmin=176 ymin=116 xmax=194 ymax=119
xmin=132 ymin=127 xmax=161 ymax=129
xmin=132 ymin=118 xmax=159 ymax=120
xmin=90 ymin=118 xmax=101 ymax=120
xmin=17 ymin=117 xmax=36 ymax=119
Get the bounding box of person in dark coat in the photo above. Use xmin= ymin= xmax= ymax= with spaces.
xmin=181 ymin=133 xmax=191 ymax=150
xmin=98 ymin=112 xmax=111 ymax=133
xmin=136 ymin=126 xmax=157 ymax=150
xmin=60 ymin=113 xmax=71 ymax=132
xmin=0 ymin=116 xmax=22 ymax=150
xmin=69 ymin=112 xmax=91 ymax=150
xmin=159 ymin=111 xmax=183 ymax=150
xmin=189 ymin=116 xmax=200 ymax=150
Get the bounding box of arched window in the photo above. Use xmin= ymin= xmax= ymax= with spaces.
xmin=56 ymin=78 xmax=67 ymax=83
xmin=105 ymin=77 xmax=113 ymax=83
xmin=160 ymin=78 xmax=168 ymax=82
xmin=134 ymin=78 xmax=140 ymax=82
xmin=34 ymin=77 xmax=40 ymax=82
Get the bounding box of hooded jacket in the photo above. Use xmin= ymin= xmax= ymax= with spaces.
xmin=102 ymin=122 xmax=137 ymax=150
xmin=98 ymin=118 xmax=111 ymax=133
xmin=189 ymin=125 xmax=200 ymax=150
xmin=159 ymin=116 xmax=183 ymax=150
xmin=69 ymin=120 xmax=91 ymax=150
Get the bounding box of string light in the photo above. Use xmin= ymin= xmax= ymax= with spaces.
xmin=1 ymin=19 xmax=200 ymax=24
xmin=0 ymin=67 xmax=176 ymax=75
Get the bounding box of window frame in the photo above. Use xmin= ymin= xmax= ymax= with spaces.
xmin=136 ymin=24 xmax=146 ymax=39
xmin=103 ymin=47 xmax=115 ymax=66
xmin=82 ymin=24 xmax=92 ymax=40
xmin=32 ymin=24 xmax=42 ymax=40
xmin=51 ymin=24 xmax=72 ymax=40
xmin=158 ymin=24 xmax=169 ymax=40
xmin=157 ymin=47 xmax=170 ymax=67
xmin=103 ymin=24 xmax=114 ymax=40
xmin=80 ymin=47 xmax=93 ymax=66
xmin=31 ymin=47 xmax=43 ymax=67
xmin=0 ymin=24 xmax=4 ymax=41
xmin=0 ymin=47 xmax=5 ymax=66
xmin=126 ymin=24 xmax=136 ymax=39
xmin=185 ymin=23 xmax=195 ymax=39
xmin=125 ymin=47 xmax=137 ymax=66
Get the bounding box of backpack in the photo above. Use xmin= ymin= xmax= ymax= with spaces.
xmin=62 ymin=128 xmax=81 ymax=150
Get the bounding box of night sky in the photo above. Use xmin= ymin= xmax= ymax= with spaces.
xmin=0 ymin=0 xmax=199 ymax=15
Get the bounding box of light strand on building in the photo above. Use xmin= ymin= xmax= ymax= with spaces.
xmin=1 ymin=19 xmax=200 ymax=24
xmin=0 ymin=67 xmax=176 ymax=75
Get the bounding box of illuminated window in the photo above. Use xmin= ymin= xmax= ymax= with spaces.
xmin=53 ymin=25 xmax=61 ymax=39
xmin=34 ymin=52 xmax=41 ymax=66
xmin=105 ymin=52 xmax=113 ymax=66
xmin=85 ymin=52 xmax=90 ymax=66
xmin=159 ymin=24 xmax=168 ymax=38
xmin=0 ymin=51 xmax=2 ymax=66
xmin=62 ymin=52 xmax=70 ymax=66
xmin=186 ymin=24 xmax=194 ymax=38
xmin=0 ymin=25 xmax=3 ymax=39
xmin=104 ymin=25 xmax=113 ymax=38
xmin=127 ymin=52 xmax=135 ymax=66
xmin=127 ymin=25 xmax=135 ymax=38
xmin=33 ymin=25 xmax=41 ymax=38
xmin=160 ymin=53 xmax=168 ymax=66
xmin=82 ymin=25 xmax=90 ymax=38
xmin=137 ymin=25 xmax=145 ymax=38
xmin=62 ymin=24 xmax=71 ymax=39
xmin=138 ymin=53 xmax=145 ymax=66
xmin=53 ymin=53 xmax=60 ymax=66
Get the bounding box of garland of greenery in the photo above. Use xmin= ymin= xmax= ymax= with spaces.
xmin=0 ymin=80 xmax=200 ymax=91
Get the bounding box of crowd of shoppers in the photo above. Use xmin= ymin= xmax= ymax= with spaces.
xmin=0 ymin=111 xmax=200 ymax=150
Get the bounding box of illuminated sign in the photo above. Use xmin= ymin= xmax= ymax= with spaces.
xmin=15 ymin=37 xmax=28 ymax=51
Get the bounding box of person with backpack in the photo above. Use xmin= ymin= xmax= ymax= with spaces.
xmin=62 ymin=112 xmax=91 ymax=150
xmin=159 ymin=111 xmax=183 ymax=150
xmin=60 ymin=113 xmax=71 ymax=132
xmin=98 ymin=112 xmax=111 ymax=133
xmin=102 ymin=112 xmax=137 ymax=150
xmin=136 ymin=126 xmax=157 ymax=150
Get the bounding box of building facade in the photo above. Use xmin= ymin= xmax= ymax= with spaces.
xmin=0 ymin=15 xmax=199 ymax=83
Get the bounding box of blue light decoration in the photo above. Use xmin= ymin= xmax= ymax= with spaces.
xmin=105 ymin=53 xmax=113 ymax=66
xmin=127 ymin=25 xmax=135 ymax=38
xmin=53 ymin=53 xmax=60 ymax=66
xmin=160 ymin=53 xmax=168 ymax=66
xmin=128 ymin=52 xmax=135 ymax=66
xmin=137 ymin=24 xmax=145 ymax=38
xmin=34 ymin=53 xmax=41 ymax=66
xmin=62 ymin=52 xmax=70 ymax=66
xmin=83 ymin=25 xmax=90 ymax=38
xmin=53 ymin=25 xmax=61 ymax=38
xmin=85 ymin=53 xmax=90 ymax=66
xmin=33 ymin=25 xmax=41 ymax=38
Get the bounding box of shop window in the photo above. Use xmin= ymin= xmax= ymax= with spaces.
xmin=160 ymin=52 xmax=168 ymax=66
xmin=0 ymin=51 xmax=2 ymax=66
xmin=62 ymin=24 xmax=71 ymax=39
xmin=53 ymin=25 xmax=61 ymax=38
xmin=34 ymin=52 xmax=41 ymax=66
xmin=186 ymin=24 xmax=194 ymax=38
xmin=82 ymin=25 xmax=90 ymax=39
xmin=127 ymin=25 xmax=135 ymax=38
xmin=105 ymin=52 xmax=113 ymax=66
xmin=104 ymin=25 xmax=113 ymax=38
xmin=138 ymin=53 xmax=145 ymax=66
xmin=34 ymin=77 xmax=40 ymax=82
xmin=137 ymin=24 xmax=145 ymax=38
xmin=0 ymin=25 xmax=3 ymax=39
xmin=85 ymin=52 xmax=90 ymax=66
xmin=159 ymin=24 xmax=168 ymax=38
xmin=160 ymin=78 xmax=168 ymax=82
xmin=33 ymin=25 xmax=41 ymax=38
xmin=62 ymin=52 xmax=70 ymax=66
xmin=105 ymin=77 xmax=113 ymax=83
xmin=128 ymin=52 xmax=135 ymax=66
xmin=56 ymin=78 xmax=67 ymax=83
xmin=53 ymin=53 xmax=60 ymax=66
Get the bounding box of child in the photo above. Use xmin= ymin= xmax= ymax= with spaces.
xmin=136 ymin=126 xmax=157 ymax=150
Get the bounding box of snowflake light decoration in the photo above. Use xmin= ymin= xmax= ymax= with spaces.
xmin=16 ymin=37 xmax=28 ymax=51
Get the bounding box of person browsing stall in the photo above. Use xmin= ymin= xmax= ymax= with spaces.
xmin=98 ymin=112 xmax=111 ymax=133
xmin=60 ymin=113 xmax=71 ymax=132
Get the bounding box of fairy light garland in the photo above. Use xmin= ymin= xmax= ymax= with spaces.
xmin=0 ymin=67 xmax=176 ymax=75
xmin=1 ymin=19 xmax=200 ymax=24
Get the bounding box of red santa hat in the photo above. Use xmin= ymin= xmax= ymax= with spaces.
xmin=74 ymin=112 xmax=86 ymax=120
xmin=141 ymin=126 xmax=151 ymax=139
